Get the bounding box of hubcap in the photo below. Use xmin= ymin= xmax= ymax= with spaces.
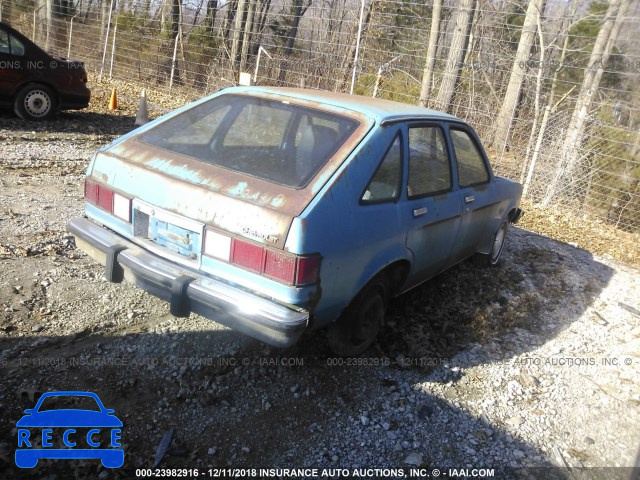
xmin=491 ymin=223 xmax=507 ymax=263
xmin=24 ymin=90 xmax=51 ymax=117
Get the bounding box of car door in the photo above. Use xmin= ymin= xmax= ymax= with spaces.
xmin=401 ymin=122 xmax=463 ymax=287
xmin=447 ymin=124 xmax=499 ymax=262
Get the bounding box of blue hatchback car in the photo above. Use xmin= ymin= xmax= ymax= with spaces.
xmin=16 ymin=391 xmax=123 ymax=468
xmin=68 ymin=87 xmax=523 ymax=355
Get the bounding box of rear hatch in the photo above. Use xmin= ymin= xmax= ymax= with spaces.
xmin=87 ymin=90 xmax=372 ymax=267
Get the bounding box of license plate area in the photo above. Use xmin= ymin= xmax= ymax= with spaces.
xmin=132 ymin=200 xmax=204 ymax=266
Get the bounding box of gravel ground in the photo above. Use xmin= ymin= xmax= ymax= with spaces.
xmin=0 ymin=86 xmax=639 ymax=480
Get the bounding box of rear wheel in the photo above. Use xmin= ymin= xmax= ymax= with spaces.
xmin=14 ymin=84 xmax=56 ymax=121
xmin=473 ymin=219 xmax=508 ymax=267
xmin=327 ymin=277 xmax=389 ymax=356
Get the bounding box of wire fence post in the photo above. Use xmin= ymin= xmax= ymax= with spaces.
xmin=253 ymin=45 xmax=272 ymax=84
xmin=67 ymin=12 xmax=80 ymax=59
xmin=109 ymin=18 xmax=117 ymax=80
xmin=349 ymin=0 xmax=366 ymax=95
xmin=169 ymin=24 xmax=181 ymax=91
xmin=98 ymin=0 xmax=114 ymax=82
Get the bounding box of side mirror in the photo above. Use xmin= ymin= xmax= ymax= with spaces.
xmin=23 ymin=409 xmax=34 ymax=414
xmin=105 ymin=409 xmax=115 ymax=414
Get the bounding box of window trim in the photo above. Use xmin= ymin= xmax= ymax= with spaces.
xmin=9 ymin=34 xmax=25 ymax=56
xmin=449 ymin=126 xmax=492 ymax=188
xmin=360 ymin=131 xmax=403 ymax=205
xmin=406 ymin=123 xmax=453 ymax=200
xmin=0 ymin=29 xmax=10 ymax=55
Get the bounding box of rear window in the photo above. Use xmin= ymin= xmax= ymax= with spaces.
xmin=139 ymin=94 xmax=359 ymax=188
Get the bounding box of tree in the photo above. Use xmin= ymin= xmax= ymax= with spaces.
xmin=418 ymin=0 xmax=442 ymax=107
xmin=521 ymin=0 xmax=578 ymax=196
xmin=229 ymin=0 xmax=247 ymax=69
xmin=239 ymin=0 xmax=257 ymax=71
xmin=284 ymin=0 xmax=312 ymax=56
xmin=492 ymin=0 xmax=545 ymax=149
xmin=543 ymin=0 xmax=631 ymax=205
xmin=433 ymin=0 xmax=476 ymax=112
xmin=335 ymin=0 xmax=376 ymax=92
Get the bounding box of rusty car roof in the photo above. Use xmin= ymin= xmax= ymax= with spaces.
xmin=223 ymin=86 xmax=461 ymax=124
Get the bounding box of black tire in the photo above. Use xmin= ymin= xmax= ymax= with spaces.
xmin=14 ymin=84 xmax=57 ymax=121
xmin=473 ymin=219 xmax=508 ymax=267
xmin=327 ymin=276 xmax=389 ymax=356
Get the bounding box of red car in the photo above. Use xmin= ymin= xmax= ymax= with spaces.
xmin=0 ymin=21 xmax=90 ymax=120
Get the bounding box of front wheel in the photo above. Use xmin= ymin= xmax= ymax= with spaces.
xmin=473 ymin=219 xmax=508 ymax=267
xmin=327 ymin=277 xmax=389 ymax=356
xmin=14 ymin=84 xmax=56 ymax=121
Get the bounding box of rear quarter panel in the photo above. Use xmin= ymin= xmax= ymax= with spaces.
xmin=475 ymin=176 xmax=524 ymax=255
xmin=288 ymin=125 xmax=412 ymax=328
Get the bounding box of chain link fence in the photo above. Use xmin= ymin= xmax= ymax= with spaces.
xmin=1 ymin=0 xmax=639 ymax=244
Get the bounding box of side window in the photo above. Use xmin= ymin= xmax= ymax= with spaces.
xmin=10 ymin=35 xmax=25 ymax=56
xmin=407 ymin=126 xmax=451 ymax=197
xmin=362 ymin=134 xmax=402 ymax=203
xmin=0 ymin=30 xmax=9 ymax=54
xmin=451 ymin=129 xmax=490 ymax=187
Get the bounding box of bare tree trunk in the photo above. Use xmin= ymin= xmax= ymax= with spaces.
xmin=521 ymin=13 xmax=545 ymax=184
xmin=239 ymin=0 xmax=257 ymax=71
xmin=543 ymin=0 xmax=631 ymax=205
xmin=522 ymin=0 xmax=577 ymax=195
xmin=230 ymin=0 xmax=247 ymax=70
xmin=433 ymin=0 xmax=476 ymax=112
xmin=284 ymin=0 xmax=310 ymax=56
xmin=418 ymin=0 xmax=442 ymax=107
xmin=250 ymin=0 xmax=270 ymax=56
xmin=335 ymin=0 xmax=376 ymax=92
xmin=204 ymin=0 xmax=218 ymax=34
xmin=222 ymin=0 xmax=237 ymax=50
xmin=492 ymin=0 xmax=545 ymax=149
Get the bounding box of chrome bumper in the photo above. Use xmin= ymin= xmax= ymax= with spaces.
xmin=68 ymin=217 xmax=308 ymax=347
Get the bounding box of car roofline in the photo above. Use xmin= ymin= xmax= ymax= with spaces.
xmin=379 ymin=115 xmax=470 ymax=126
xmin=222 ymin=86 xmax=462 ymax=123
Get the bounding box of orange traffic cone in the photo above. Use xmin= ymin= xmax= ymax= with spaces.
xmin=108 ymin=88 xmax=118 ymax=110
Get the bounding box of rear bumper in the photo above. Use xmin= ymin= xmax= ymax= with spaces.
xmin=68 ymin=217 xmax=308 ymax=347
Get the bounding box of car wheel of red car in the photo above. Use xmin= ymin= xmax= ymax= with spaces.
xmin=474 ymin=219 xmax=508 ymax=267
xmin=14 ymin=84 xmax=56 ymax=121
xmin=327 ymin=276 xmax=388 ymax=356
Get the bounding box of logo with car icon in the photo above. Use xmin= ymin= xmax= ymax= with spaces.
xmin=15 ymin=391 xmax=123 ymax=468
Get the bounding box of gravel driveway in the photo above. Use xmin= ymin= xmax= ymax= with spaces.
xmin=0 ymin=106 xmax=639 ymax=480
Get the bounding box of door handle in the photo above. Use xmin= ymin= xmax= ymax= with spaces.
xmin=413 ymin=207 xmax=428 ymax=217
xmin=465 ymin=195 xmax=475 ymax=204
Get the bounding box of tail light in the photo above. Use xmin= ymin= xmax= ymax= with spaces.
xmin=204 ymin=229 xmax=320 ymax=286
xmin=85 ymin=178 xmax=131 ymax=223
